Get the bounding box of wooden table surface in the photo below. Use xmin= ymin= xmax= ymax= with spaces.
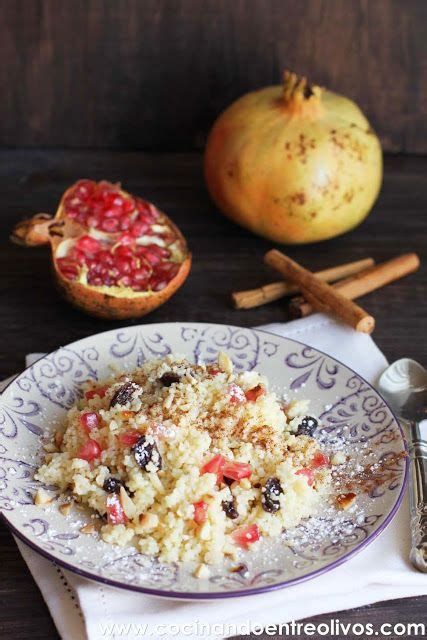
xmin=0 ymin=151 xmax=426 ymax=638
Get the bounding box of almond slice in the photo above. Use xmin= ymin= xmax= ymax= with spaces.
xmin=34 ymin=488 xmax=54 ymax=506
xmin=119 ymin=486 xmax=136 ymax=519
xmin=218 ymin=351 xmax=233 ymax=375
xmin=336 ymin=492 xmax=357 ymax=510
xmin=59 ymin=502 xmax=73 ymax=516
xmin=80 ymin=523 xmax=96 ymax=534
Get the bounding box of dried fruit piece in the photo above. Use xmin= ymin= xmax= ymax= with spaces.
xmin=296 ymin=416 xmax=318 ymax=436
xmin=110 ymin=381 xmax=140 ymax=408
xmin=159 ymin=372 xmax=181 ymax=387
xmin=132 ymin=435 xmax=162 ymax=471
xmin=261 ymin=477 xmax=283 ymax=513
xmin=222 ymin=499 xmax=239 ymax=519
xmin=11 ymin=180 xmax=191 ymax=319
xmin=103 ymin=477 xmax=123 ymax=493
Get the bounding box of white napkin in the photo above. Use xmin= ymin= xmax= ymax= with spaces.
xmin=3 ymin=314 xmax=426 ymax=640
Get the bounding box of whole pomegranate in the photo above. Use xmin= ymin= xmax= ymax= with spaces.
xmin=204 ymin=71 xmax=382 ymax=244
xmin=11 ymin=180 xmax=191 ymax=319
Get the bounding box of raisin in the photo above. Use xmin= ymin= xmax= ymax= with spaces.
xmin=103 ymin=477 xmax=123 ymax=493
xmin=132 ymin=435 xmax=162 ymax=471
xmin=261 ymin=477 xmax=283 ymax=513
xmin=222 ymin=499 xmax=239 ymax=519
xmin=110 ymin=381 xmax=140 ymax=408
xmin=159 ymin=372 xmax=181 ymax=387
xmin=296 ymin=416 xmax=318 ymax=436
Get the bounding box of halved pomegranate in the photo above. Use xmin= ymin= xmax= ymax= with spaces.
xmin=11 ymin=180 xmax=191 ymax=319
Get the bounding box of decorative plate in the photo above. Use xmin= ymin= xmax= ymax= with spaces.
xmin=0 ymin=323 xmax=407 ymax=599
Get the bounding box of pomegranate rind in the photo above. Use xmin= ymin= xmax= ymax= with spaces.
xmin=12 ymin=182 xmax=191 ymax=320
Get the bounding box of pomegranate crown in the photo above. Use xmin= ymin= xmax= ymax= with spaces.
xmin=282 ymin=70 xmax=322 ymax=112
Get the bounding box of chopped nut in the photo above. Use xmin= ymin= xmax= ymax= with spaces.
xmin=138 ymin=512 xmax=159 ymax=531
xmin=80 ymin=523 xmax=96 ymax=534
xmin=239 ymin=478 xmax=252 ymax=490
xmin=59 ymin=502 xmax=73 ymax=516
xmin=199 ymin=521 xmax=211 ymax=541
xmin=218 ymin=351 xmax=233 ymax=375
xmin=43 ymin=442 xmax=57 ymax=453
xmin=34 ymin=488 xmax=54 ymax=506
xmin=336 ymin=492 xmax=357 ymax=510
xmin=54 ymin=431 xmax=63 ymax=448
xmin=119 ymin=486 xmax=137 ymax=519
xmin=331 ymin=451 xmax=347 ymax=466
xmin=194 ymin=563 xmax=211 ymax=579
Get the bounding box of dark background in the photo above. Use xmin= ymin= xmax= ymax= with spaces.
xmin=0 ymin=1 xmax=426 ymax=639
xmin=1 ymin=0 xmax=427 ymax=153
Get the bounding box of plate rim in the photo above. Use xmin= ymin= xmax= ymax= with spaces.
xmin=0 ymin=321 xmax=409 ymax=599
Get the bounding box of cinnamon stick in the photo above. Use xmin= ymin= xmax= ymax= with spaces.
xmin=231 ymin=257 xmax=375 ymax=309
xmin=289 ymin=253 xmax=420 ymax=318
xmin=264 ymin=249 xmax=375 ymax=333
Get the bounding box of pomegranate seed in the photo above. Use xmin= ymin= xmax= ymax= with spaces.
xmin=106 ymin=493 xmax=127 ymax=525
xmin=85 ymin=386 xmax=107 ymax=400
xmin=244 ymin=385 xmax=265 ymax=402
xmin=100 ymin=217 xmax=120 ymax=233
xmin=311 ymin=451 xmax=330 ymax=469
xmin=193 ymin=501 xmax=208 ymax=525
xmin=232 ymin=524 xmax=260 ymax=548
xmin=80 ymin=412 xmax=100 ymax=433
xmin=227 ymin=383 xmax=246 ymax=404
xmin=114 ymin=245 xmax=133 ymax=258
xmin=123 ymin=197 xmax=135 ymax=213
xmin=115 ymin=257 xmax=132 ymax=275
xmin=222 ymin=461 xmax=252 ymax=481
xmin=201 ymin=454 xmax=225 ymax=484
xmin=296 ymin=468 xmax=315 ymax=486
xmin=130 ymin=218 xmax=149 ymax=237
xmin=118 ymin=430 xmax=141 ymax=446
xmin=119 ymin=275 xmax=132 ymax=287
xmin=76 ymin=439 xmax=101 ymax=461
xmin=57 ymin=258 xmax=79 ymax=280
xmin=76 ymin=235 xmax=101 ymax=254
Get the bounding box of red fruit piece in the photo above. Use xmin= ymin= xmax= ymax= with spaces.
xmin=227 ymin=383 xmax=246 ymax=404
xmin=231 ymin=524 xmax=260 ymax=548
xmin=222 ymin=461 xmax=252 ymax=482
xmin=80 ymin=412 xmax=100 ymax=433
xmin=118 ymin=431 xmax=141 ymax=446
xmin=85 ymin=386 xmax=107 ymax=400
xmin=244 ymin=385 xmax=265 ymax=402
xmin=76 ymin=439 xmax=101 ymax=461
xmin=106 ymin=493 xmax=127 ymax=525
xmin=295 ymin=468 xmax=315 ymax=486
xmin=311 ymin=451 xmax=330 ymax=469
xmin=75 ymin=235 xmax=101 ymax=255
xmin=57 ymin=258 xmax=79 ymax=280
xmin=193 ymin=501 xmax=208 ymax=525
xmin=201 ymin=454 xmax=225 ymax=484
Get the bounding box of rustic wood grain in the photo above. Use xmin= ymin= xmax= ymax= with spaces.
xmin=0 ymin=150 xmax=426 ymax=638
xmin=0 ymin=0 xmax=426 ymax=152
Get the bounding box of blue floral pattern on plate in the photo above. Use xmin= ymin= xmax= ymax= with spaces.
xmin=0 ymin=323 xmax=407 ymax=599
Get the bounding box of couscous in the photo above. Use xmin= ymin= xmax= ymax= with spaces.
xmin=36 ymin=352 xmax=332 ymax=570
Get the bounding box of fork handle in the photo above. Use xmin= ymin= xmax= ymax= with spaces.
xmin=408 ymin=421 xmax=427 ymax=572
